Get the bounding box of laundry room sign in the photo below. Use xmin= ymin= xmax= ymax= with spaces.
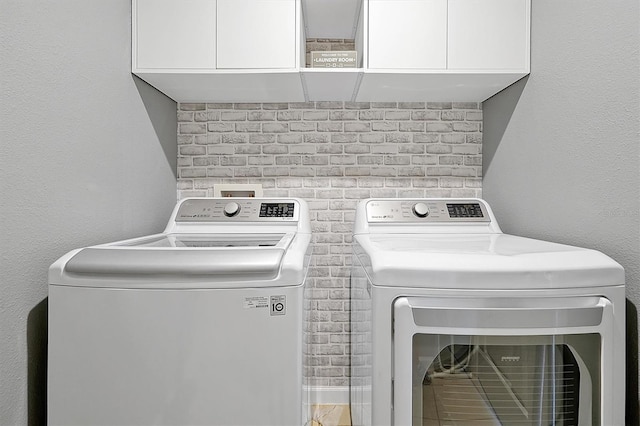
xmin=310 ymin=51 xmax=357 ymax=68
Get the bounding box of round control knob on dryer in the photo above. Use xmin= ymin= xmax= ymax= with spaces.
xmin=412 ymin=202 xmax=430 ymax=218
xmin=223 ymin=202 xmax=240 ymax=217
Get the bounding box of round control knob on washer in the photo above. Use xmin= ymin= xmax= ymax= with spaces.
xmin=223 ymin=202 xmax=240 ymax=217
xmin=412 ymin=202 xmax=430 ymax=218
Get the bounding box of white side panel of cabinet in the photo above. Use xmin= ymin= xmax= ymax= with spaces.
xmin=134 ymin=0 xmax=216 ymax=70
xmin=368 ymin=0 xmax=447 ymax=69
xmin=217 ymin=0 xmax=297 ymax=69
xmin=448 ymin=0 xmax=530 ymax=70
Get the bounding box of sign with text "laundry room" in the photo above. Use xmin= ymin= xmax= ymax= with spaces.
xmin=311 ymin=51 xmax=357 ymax=68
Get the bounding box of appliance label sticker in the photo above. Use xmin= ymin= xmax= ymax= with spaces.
xmin=270 ymin=295 xmax=286 ymax=316
xmin=244 ymin=296 xmax=269 ymax=309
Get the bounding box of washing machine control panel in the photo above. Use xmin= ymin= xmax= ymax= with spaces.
xmin=366 ymin=199 xmax=490 ymax=223
xmin=176 ymin=199 xmax=299 ymax=222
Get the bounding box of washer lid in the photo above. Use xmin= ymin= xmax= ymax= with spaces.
xmin=115 ymin=233 xmax=288 ymax=248
xmin=353 ymin=233 xmax=624 ymax=289
xmin=59 ymin=232 xmax=295 ymax=283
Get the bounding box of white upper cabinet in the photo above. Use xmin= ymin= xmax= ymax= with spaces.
xmin=448 ymin=0 xmax=530 ymax=70
xmin=368 ymin=0 xmax=447 ymax=69
xmin=216 ymin=0 xmax=298 ymax=69
xmin=357 ymin=0 xmax=530 ymax=101
xmin=132 ymin=0 xmax=530 ymax=101
xmin=132 ymin=0 xmax=304 ymax=102
xmin=366 ymin=0 xmax=529 ymax=71
xmin=134 ymin=0 xmax=216 ymax=70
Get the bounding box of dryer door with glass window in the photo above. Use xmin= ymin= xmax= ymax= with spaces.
xmin=393 ymin=296 xmax=616 ymax=426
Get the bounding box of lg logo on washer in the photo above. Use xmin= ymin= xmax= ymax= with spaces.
xmin=270 ymin=295 xmax=286 ymax=316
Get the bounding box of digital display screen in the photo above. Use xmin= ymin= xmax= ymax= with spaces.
xmin=447 ymin=203 xmax=484 ymax=218
xmin=260 ymin=203 xmax=294 ymax=218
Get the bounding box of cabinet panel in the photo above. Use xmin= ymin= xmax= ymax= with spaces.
xmin=135 ymin=72 xmax=305 ymax=102
xmin=448 ymin=0 xmax=529 ymax=70
xmin=217 ymin=0 xmax=297 ymax=69
xmin=356 ymin=71 xmax=527 ymax=102
xmin=134 ymin=0 xmax=216 ymax=69
xmin=368 ymin=0 xmax=447 ymax=69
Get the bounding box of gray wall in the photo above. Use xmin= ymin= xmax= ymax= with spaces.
xmin=483 ymin=0 xmax=639 ymax=417
xmin=0 ymin=2 xmax=177 ymax=424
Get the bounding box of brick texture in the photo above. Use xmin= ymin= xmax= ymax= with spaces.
xmin=177 ymin=101 xmax=483 ymax=386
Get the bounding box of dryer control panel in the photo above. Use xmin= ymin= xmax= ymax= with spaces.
xmin=366 ymin=199 xmax=491 ymax=223
xmin=175 ymin=198 xmax=300 ymax=222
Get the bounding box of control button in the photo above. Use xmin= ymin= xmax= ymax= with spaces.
xmin=412 ymin=202 xmax=430 ymax=218
xmin=223 ymin=202 xmax=240 ymax=217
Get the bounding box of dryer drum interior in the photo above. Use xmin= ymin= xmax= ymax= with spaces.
xmin=412 ymin=337 xmax=596 ymax=426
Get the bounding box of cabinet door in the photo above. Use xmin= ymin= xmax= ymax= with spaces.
xmin=368 ymin=0 xmax=447 ymax=69
xmin=134 ymin=0 xmax=216 ymax=69
xmin=448 ymin=0 xmax=530 ymax=70
xmin=216 ymin=0 xmax=297 ymax=69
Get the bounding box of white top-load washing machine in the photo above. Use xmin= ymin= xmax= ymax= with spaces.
xmin=48 ymin=198 xmax=311 ymax=426
xmin=350 ymin=198 xmax=625 ymax=426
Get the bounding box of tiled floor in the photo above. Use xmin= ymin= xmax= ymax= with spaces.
xmin=308 ymin=404 xmax=351 ymax=426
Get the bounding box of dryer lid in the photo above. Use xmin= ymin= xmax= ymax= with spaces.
xmin=353 ymin=233 xmax=624 ymax=289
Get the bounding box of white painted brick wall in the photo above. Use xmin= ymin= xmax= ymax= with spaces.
xmin=177 ymin=101 xmax=482 ymax=386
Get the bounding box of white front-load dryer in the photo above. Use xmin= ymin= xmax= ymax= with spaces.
xmin=350 ymin=198 xmax=625 ymax=426
xmin=48 ymin=198 xmax=311 ymax=426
